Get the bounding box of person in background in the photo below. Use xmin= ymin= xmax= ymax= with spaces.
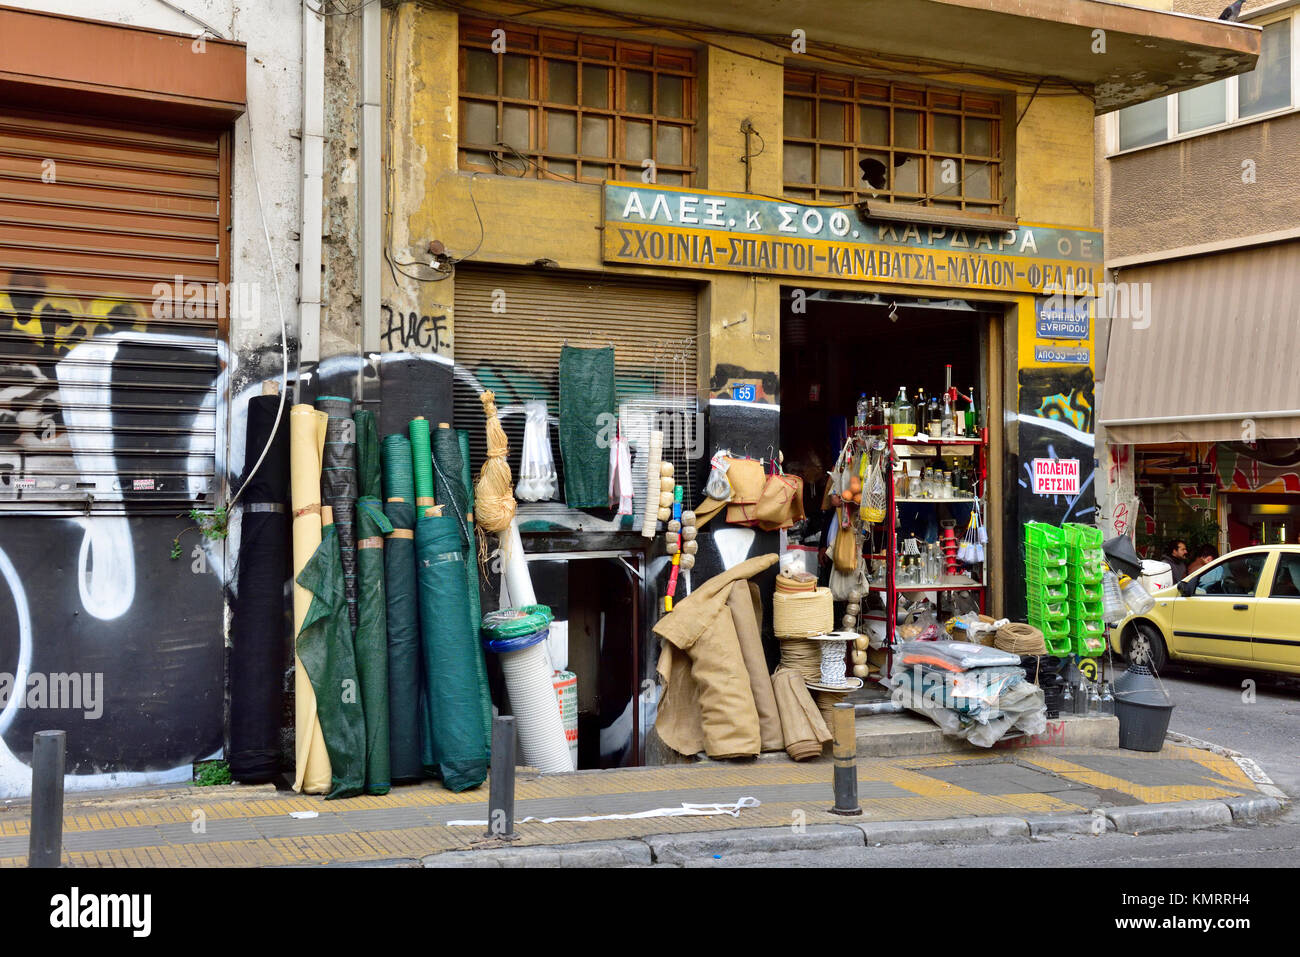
xmin=1162 ymin=538 xmax=1189 ymax=581
xmin=1187 ymin=544 xmax=1218 ymax=576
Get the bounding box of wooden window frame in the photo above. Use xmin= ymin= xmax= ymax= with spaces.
xmin=458 ymin=18 xmax=697 ymax=186
xmin=783 ymin=68 xmax=1005 ymax=212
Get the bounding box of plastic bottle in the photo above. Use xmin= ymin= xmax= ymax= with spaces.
xmin=855 ymin=393 xmax=869 ymax=427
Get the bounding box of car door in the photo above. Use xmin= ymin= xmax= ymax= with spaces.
xmin=1252 ymin=550 xmax=1300 ymax=671
xmin=1171 ymin=552 xmax=1268 ymax=663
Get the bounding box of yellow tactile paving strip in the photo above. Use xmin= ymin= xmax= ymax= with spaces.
xmin=0 ymin=744 xmax=1260 ymax=867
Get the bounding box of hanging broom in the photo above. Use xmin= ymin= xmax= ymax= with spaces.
xmin=475 ymin=391 xmax=518 ymax=574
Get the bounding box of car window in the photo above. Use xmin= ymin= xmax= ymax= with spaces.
xmin=1194 ymin=555 xmax=1267 ymax=597
xmin=1269 ymin=554 xmax=1300 ymax=599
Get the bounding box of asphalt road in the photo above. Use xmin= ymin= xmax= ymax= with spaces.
xmin=664 ymin=662 xmax=1300 ymax=869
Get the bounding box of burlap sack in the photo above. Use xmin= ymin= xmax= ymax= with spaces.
xmin=772 ymin=666 xmax=831 ymax=761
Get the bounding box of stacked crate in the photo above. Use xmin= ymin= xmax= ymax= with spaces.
xmin=1024 ymin=522 xmax=1072 ymax=656
xmin=1063 ymin=523 xmax=1105 ymax=656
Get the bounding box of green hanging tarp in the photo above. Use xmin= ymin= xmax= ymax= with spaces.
xmin=559 ymin=344 xmax=616 ymax=508
xmin=354 ymin=496 xmax=392 ymax=794
xmin=354 ymin=409 xmax=382 ymax=500
xmin=415 ymin=513 xmax=489 ymax=791
xmin=432 ymin=426 xmax=493 ymax=744
xmin=296 ymin=523 xmax=367 ymax=800
xmin=381 ymin=433 xmax=423 ymax=782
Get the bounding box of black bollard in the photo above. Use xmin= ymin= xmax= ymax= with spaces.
xmin=829 ymin=703 xmax=862 ymax=816
xmin=28 ymin=730 xmax=65 ymax=868
xmin=486 ymin=715 xmax=518 ymax=841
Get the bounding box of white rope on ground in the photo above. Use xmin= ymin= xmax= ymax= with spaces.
xmin=445 ymin=796 xmax=760 ymax=826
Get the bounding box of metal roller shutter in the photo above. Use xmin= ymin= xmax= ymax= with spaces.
xmin=452 ymin=265 xmax=701 ymax=517
xmin=0 ymin=109 xmax=225 ymax=514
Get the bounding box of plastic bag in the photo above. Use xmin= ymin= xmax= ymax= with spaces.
xmin=895 ymin=639 xmax=1023 ymax=671
xmin=705 ymin=451 xmax=732 ymax=501
xmin=896 ymin=603 xmax=945 ymax=642
xmin=516 ymin=400 xmax=558 ymax=501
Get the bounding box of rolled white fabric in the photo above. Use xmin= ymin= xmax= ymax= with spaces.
xmin=501 ymin=640 xmax=572 ymax=772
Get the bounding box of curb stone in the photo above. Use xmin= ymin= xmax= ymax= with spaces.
xmin=644 ymin=824 xmax=863 ymax=864
xmin=1106 ymin=799 xmax=1233 ymax=835
xmin=855 ymin=815 xmax=1029 ymax=845
xmin=1222 ymin=795 xmax=1284 ymax=824
xmin=1164 ymin=731 xmax=1290 ymax=803
xmin=421 ymin=839 xmax=652 ymax=868
xmin=1025 ymin=812 xmax=1113 ymax=837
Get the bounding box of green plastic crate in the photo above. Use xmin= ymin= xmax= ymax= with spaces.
xmin=1073 ymin=632 xmax=1106 ymax=657
xmin=1028 ymin=598 xmax=1070 ymax=621
xmin=1070 ymin=599 xmax=1103 ymax=621
xmin=1028 ymin=616 xmax=1070 ymax=639
xmin=1026 ymin=543 xmax=1068 ymax=567
xmin=1066 ymin=544 xmax=1105 ymax=566
xmin=1067 ymin=560 xmax=1105 ymax=585
xmin=1025 ymin=522 xmax=1065 ymax=548
xmin=1026 ymin=562 xmax=1069 ymax=587
xmin=1068 ymin=580 xmax=1102 ymax=602
xmin=1062 ymin=523 xmax=1103 ymax=548
xmin=1030 ymin=579 xmax=1070 ymax=603
xmin=1045 ymin=634 xmax=1074 ymax=657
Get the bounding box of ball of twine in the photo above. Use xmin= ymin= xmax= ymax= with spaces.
xmin=474 ymin=390 xmax=517 ymax=534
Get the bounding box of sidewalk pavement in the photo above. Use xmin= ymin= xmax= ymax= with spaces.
xmin=0 ymin=737 xmax=1284 ymax=867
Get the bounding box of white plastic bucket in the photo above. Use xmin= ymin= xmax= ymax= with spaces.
xmin=500 ymin=640 xmax=572 ymax=773
xmin=1140 ymin=559 xmax=1173 ymax=592
xmin=553 ymin=670 xmax=578 ymax=769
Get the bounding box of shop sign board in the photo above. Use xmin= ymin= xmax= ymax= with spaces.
xmin=1031 ymin=458 xmax=1080 ymax=495
xmin=603 ymin=182 xmax=1102 ymax=295
xmin=1034 ymin=296 xmax=1090 ymax=339
xmin=1033 ymin=345 xmax=1090 ymax=365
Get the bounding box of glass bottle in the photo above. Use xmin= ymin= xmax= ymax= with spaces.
xmin=916 ymin=389 xmax=928 ymax=434
xmin=965 ymin=387 xmax=978 ymax=435
xmin=1061 ymin=682 xmax=1074 ymax=713
xmin=855 ymin=393 xmax=869 ymax=427
xmin=941 ymin=393 xmax=955 ymax=437
xmin=892 ymin=386 xmax=914 ymax=437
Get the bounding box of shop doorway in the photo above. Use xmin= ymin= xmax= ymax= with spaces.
xmin=1225 ymin=493 xmax=1300 ymax=549
xmin=778 ymin=288 xmax=997 ymax=616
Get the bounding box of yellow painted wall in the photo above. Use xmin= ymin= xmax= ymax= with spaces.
xmin=396 ymin=5 xmax=1101 ymax=394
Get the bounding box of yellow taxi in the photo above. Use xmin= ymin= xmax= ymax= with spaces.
xmin=1111 ymin=545 xmax=1300 ymax=675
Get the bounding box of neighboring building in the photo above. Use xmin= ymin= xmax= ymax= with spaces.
xmin=0 ymin=1 xmax=305 ymax=797
xmin=1096 ymin=1 xmax=1300 ymax=560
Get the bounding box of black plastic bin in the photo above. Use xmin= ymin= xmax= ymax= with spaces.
xmin=1113 ymin=662 xmax=1174 ymax=752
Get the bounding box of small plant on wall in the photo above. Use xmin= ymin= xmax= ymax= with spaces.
xmin=170 ymin=506 xmax=229 ymax=560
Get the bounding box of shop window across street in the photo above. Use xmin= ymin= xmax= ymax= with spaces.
xmin=782 ymin=68 xmax=1005 ymax=212
xmin=457 ymin=18 xmax=697 ymax=185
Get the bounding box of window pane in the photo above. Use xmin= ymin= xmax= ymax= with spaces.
xmin=785 ymin=97 xmax=813 ymax=138
xmin=466 ymin=50 xmax=497 ymax=94
xmin=501 ymin=106 xmax=532 ymax=149
xmin=1239 ymin=20 xmax=1292 ymax=118
xmin=965 ymin=117 xmax=993 ymax=155
xmin=657 ymin=171 xmax=683 ymax=185
xmin=893 ymin=154 xmax=920 ymax=193
xmin=819 ymin=100 xmax=847 ymax=140
xmin=819 ymin=147 xmax=847 ymax=186
xmin=933 ymin=113 xmax=960 ymax=153
xmin=659 ymin=74 xmax=685 ymax=117
xmin=1195 ymin=556 xmax=1265 ymax=596
xmin=546 ymin=111 xmax=576 ymax=153
xmin=545 ymin=159 xmax=576 ymax=180
xmin=932 ymin=157 xmax=960 ymax=196
xmin=502 ymin=55 xmax=531 ymax=98
xmin=1271 ymin=554 xmax=1300 ymax=597
xmin=582 ymin=115 xmax=611 ymax=156
xmin=581 ymin=164 xmax=612 ymax=182
xmin=582 ymin=65 xmax=610 ymax=108
xmin=547 ymin=60 xmax=577 ymax=104
xmin=860 ymin=106 xmax=888 ymax=145
xmin=857 ymin=150 xmax=889 ymax=190
xmin=623 ymin=120 xmax=651 ymax=161
xmin=462 ymin=101 xmax=497 ymax=144
xmin=658 ymin=125 xmax=683 ymax=166
xmin=784 ymin=143 xmax=814 ymax=183
xmin=1117 ymin=98 xmax=1167 ymax=150
xmin=626 ymin=71 xmax=653 ymax=113
xmin=964 ymin=161 xmax=992 ymax=199
xmin=1178 ymin=80 xmax=1226 ymax=133
xmin=895 ymin=110 xmax=921 ymax=147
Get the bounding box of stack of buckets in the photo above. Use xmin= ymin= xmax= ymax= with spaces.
xmin=548 ymin=620 xmax=578 ymax=770
xmin=1024 ymin=522 xmax=1072 ymax=656
xmin=1063 ymin=523 xmax=1106 ymax=658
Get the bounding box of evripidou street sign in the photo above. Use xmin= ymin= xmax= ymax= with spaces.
xmin=603 ymin=182 xmax=1102 ymax=295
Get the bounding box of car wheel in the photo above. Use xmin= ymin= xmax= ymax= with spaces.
xmin=1124 ymin=622 xmax=1169 ymax=673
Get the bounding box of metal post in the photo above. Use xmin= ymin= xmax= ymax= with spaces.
xmin=829 ymin=703 xmax=862 ymax=816
xmin=486 ymin=715 xmax=518 ymax=841
xmin=28 ymin=730 xmax=65 ymax=868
